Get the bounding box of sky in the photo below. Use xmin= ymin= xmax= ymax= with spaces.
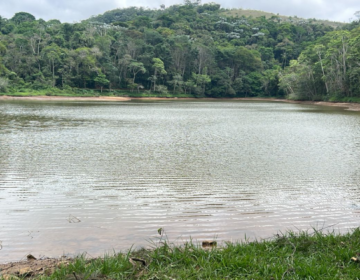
xmin=0 ymin=0 xmax=358 ymax=23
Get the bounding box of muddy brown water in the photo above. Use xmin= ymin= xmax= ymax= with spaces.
xmin=1 ymin=100 xmax=360 ymax=263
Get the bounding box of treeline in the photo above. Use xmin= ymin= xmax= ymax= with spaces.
xmin=279 ymin=22 xmax=360 ymax=102
xmin=0 ymin=1 xmax=359 ymax=100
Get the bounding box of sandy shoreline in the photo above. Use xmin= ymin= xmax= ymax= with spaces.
xmin=1 ymin=95 xmax=360 ymax=111
xmin=0 ymin=95 xmax=131 ymax=102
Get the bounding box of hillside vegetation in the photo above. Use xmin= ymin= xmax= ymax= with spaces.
xmin=221 ymin=8 xmax=345 ymax=29
xmin=0 ymin=1 xmax=359 ymax=101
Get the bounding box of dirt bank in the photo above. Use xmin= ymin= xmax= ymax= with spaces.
xmin=0 ymin=95 xmax=131 ymax=102
xmin=0 ymin=256 xmax=74 ymax=279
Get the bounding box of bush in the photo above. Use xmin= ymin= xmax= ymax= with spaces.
xmin=31 ymin=80 xmax=51 ymax=90
xmin=0 ymin=77 xmax=9 ymax=92
xmin=62 ymin=84 xmax=74 ymax=92
xmin=155 ymin=85 xmax=168 ymax=95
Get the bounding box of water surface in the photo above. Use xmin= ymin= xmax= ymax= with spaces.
xmin=1 ymin=100 xmax=360 ymax=262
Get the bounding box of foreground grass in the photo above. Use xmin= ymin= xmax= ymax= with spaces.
xmin=3 ymin=229 xmax=360 ymax=279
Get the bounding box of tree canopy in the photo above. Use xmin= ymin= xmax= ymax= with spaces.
xmin=0 ymin=2 xmax=359 ymax=101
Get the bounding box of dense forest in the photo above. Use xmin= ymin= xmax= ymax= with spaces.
xmin=0 ymin=1 xmax=359 ymax=101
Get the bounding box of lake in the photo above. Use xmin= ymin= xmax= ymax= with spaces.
xmin=1 ymin=100 xmax=360 ymax=262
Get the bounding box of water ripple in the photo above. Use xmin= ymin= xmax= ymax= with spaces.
xmin=1 ymin=100 xmax=360 ymax=262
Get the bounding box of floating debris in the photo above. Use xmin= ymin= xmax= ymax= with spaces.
xmin=27 ymin=254 xmax=37 ymax=261
xmin=68 ymin=215 xmax=81 ymax=223
xmin=202 ymin=240 xmax=217 ymax=248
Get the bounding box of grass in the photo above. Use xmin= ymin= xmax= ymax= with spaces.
xmin=3 ymin=228 xmax=360 ymax=279
xmin=0 ymin=89 xmax=98 ymax=98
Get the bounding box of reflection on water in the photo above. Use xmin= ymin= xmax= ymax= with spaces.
xmin=1 ymin=100 xmax=360 ymax=262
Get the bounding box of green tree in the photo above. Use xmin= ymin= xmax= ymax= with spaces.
xmin=169 ymin=74 xmax=183 ymax=93
xmin=261 ymin=69 xmax=279 ymax=96
xmin=0 ymin=42 xmax=8 ymax=76
xmin=128 ymin=61 xmax=146 ymax=84
xmin=324 ymin=31 xmax=350 ymax=97
xmin=42 ymin=44 xmax=62 ymax=86
xmin=151 ymin=58 xmax=167 ymax=91
xmin=313 ymin=44 xmax=329 ymax=94
xmin=11 ymin=12 xmax=36 ymax=24
xmin=192 ymin=72 xmax=211 ymax=96
xmin=73 ymin=47 xmax=98 ymax=88
xmin=0 ymin=77 xmax=8 ymax=92
xmin=94 ymin=72 xmax=109 ymax=93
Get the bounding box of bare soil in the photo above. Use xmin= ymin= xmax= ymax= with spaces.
xmin=0 ymin=96 xmax=131 ymax=102
xmin=0 ymin=256 xmax=73 ymax=279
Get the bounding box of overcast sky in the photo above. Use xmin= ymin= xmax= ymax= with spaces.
xmin=0 ymin=0 xmax=358 ymax=23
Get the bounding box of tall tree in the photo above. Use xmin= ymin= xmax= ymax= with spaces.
xmin=151 ymin=58 xmax=167 ymax=91
xmin=128 ymin=61 xmax=146 ymax=83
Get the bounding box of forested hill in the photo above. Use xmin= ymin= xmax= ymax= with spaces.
xmin=0 ymin=1 xmax=359 ymax=101
xmin=89 ymin=6 xmax=344 ymax=28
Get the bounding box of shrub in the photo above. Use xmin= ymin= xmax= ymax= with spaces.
xmin=0 ymin=77 xmax=8 ymax=92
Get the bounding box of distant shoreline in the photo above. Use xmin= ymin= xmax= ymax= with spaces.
xmin=233 ymin=98 xmax=360 ymax=111
xmin=1 ymin=95 xmax=360 ymax=111
xmin=0 ymin=95 xmax=131 ymax=102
